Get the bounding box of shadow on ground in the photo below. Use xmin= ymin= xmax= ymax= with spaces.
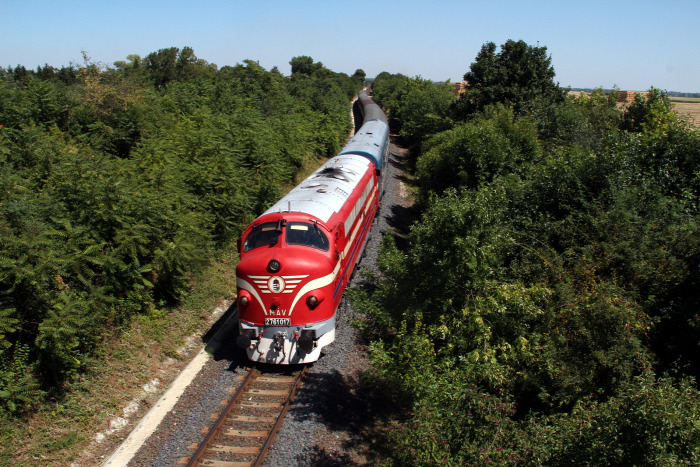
xmin=287 ymin=367 xmax=404 ymax=465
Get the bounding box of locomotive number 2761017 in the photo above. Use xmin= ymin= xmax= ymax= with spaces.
xmin=264 ymin=318 xmax=290 ymax=326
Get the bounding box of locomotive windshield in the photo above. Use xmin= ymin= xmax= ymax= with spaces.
xmin=243 ymin=221 xmax=329 ymax=252
xmin=243 ymin=222 xmax=280 ymax=252
xmin=285 ymin=222 xmax=329 ymax=251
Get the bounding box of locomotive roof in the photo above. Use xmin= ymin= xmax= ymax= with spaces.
xmin=262 ymin=154 xmax=371 ymax=225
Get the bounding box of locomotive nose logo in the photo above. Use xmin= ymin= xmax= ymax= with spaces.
xmin=268 ymin=276 xmax=286 ymax=293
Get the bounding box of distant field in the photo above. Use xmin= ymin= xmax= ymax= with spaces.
xmin=672 ymin=98 xmax=700 ymax=127
xmin=567 ymin=91 xmax=700 ymax=128
xmin=670 ymin=97 xmax=700 ymax=104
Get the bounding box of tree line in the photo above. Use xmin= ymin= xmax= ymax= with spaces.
xmin=355 ymin=39 xmax=700 ymax=464
xmin=0 ymin=48 xmax=363 ymax=416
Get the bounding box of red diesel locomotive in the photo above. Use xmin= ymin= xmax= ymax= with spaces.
xmin=235 ymin=90 xmax=389 ymax=364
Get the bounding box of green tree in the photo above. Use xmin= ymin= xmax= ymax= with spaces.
xmin=621 ymin=87 xmax=677 ymax=133
xmin=454 ymin=39 xmax=565 ymax=119
xmin=416 ymin=106 xmax=540 ymax=198
xmin=289 ymin=55 xmax=323 ymax=75
xmin=371 ymin=73 xmax=454 ymax=150
xmin=0 ymin=47 xmax=358 ymax=415
xmin=538 ymin=87 xmax=621 ymax=150
xmin=352 ymin=68 xmax=366 ymax=84
xmin=353 ymin=81 xmax=700 ymax=463
xmin=371 ymin=72 xmax=409 ymax=129
xmin=144 ymin=47 xmax=179 ymax=88
xmin=391 ymin=78 xmax=455 ymax=151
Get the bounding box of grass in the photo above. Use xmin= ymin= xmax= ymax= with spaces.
xmin=0 ymin=246 xmax=238 ymax=466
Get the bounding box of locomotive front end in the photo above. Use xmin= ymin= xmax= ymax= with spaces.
xmin=235 ymin=214 xmax=340 ymax=364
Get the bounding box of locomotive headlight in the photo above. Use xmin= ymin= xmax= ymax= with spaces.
xmin=239 ymin=292 xmax=251 ymax=306
xmin=267 ymin=259 xmax=281 ymax=273
xmin=306 ymin=291 xmax=325 ymax=309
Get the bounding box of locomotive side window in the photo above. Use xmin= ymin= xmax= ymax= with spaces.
xmin=286 ymin=222 xmax=329 ymax=251
xmin=243 ymin=222 xmax=280 ymax=252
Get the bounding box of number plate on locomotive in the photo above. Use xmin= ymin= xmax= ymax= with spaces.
xmin=265 ymin=318 xmax=290 ymax=326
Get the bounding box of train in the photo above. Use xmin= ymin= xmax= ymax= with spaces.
xmin=235 ymin=90 xmax=389 ymax=364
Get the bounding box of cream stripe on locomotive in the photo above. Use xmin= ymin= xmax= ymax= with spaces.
xmin=344 ymin=183 xmax=376 ymax=247
xmin=343 ymin=186 xmax=377 ymax=259
xmin=236 ymin=276 xmax=266 ymax=313
xmin=288 ymin=261 xmax=342 ymax=316
xmin=247 ymin=274 xmax=310 ymax=294
xmin=239 ymin=270 xmax=336 ymax=317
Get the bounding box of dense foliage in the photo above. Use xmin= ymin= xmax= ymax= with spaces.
xmin=453 ymin=39 xmax=566 ymax=119
xmin=371 ymin=72 xmax=455 ymax=152
xmin=0 ymin=49 xmax=362 ymax=415
xmin=357 ymin=41 xmax=700 ymax=464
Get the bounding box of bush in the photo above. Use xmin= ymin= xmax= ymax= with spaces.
xmin=417 ymin=106 xmax=540 ymax=200
xmin=0 ymin=49 xmax=358 ymax=415
xmin=355 ymin=71 xmax=700 ymax=462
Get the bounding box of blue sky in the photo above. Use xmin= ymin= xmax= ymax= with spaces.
xmin=3 ymin=0 xmax=699 ymax=92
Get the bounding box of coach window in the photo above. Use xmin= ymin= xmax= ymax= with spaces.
xmin=286 ymin=222 xmax=329 ymax=251
xmin=243 ymin=222 xmax=280 ymax=252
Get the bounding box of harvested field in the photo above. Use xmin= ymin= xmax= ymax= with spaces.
xmin=567 ymin=91 xmax=700 ymax=128
xmin=671 ymin=98 xmax=700 ymax=127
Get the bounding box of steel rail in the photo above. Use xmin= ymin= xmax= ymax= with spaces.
xmin=252 ymin=366 xmax=308 ymax=467
xmin=186 ymin=367 xmax=260 ymax=467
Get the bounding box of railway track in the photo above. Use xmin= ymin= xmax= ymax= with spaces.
xmin=184 ymin=365 xmax=309 ymax=467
